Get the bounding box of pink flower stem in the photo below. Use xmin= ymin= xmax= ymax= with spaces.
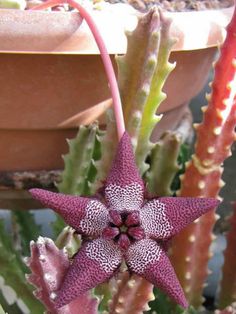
xmin=31 ymin=0 xmax=125 ymax=141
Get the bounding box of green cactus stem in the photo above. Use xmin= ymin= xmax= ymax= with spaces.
xmin=108 ymin=272 xmax=154 ymax=314
xmin=26 ymin=236 xmax=99 ymax=314
xmin=146 ymin=131 xmax=181 ymax=197
xmin=116 ymin=8 xmax=175 ymax=175
xmin=0 ymin=0 xmax=26 ymax=9
xmin=170 ymin=5 xmax=236 ymax=309
xmin=58 ymin=125 xmax=98 ymax=196
xmin=218 ymin=204 xmax=236 ymax=309
xmin=135 ymin=10 xmax=175 ymax=174
xmin=116 ymin=8 xmax=160 ymax=143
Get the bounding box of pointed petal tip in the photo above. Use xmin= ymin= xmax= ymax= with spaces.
xmin=29 ymin=188 xmax=53 ymax=201
xmin=196 ymin=197 xmax=221 ymax=211
xmin=179 ymin=298 xmax=188 ymax=309
xmin=54 ymin=239 xmax=122 ymax=307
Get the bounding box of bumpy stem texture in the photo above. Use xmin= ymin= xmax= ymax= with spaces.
xmin=146 ymin=131 xmax=181 ymax=197
xmin=117 ymin=8 xmax=175 ymax=175
xmin=58 ymin=125 xmax=98 ymax=196
xmin=117 ymin=9 xmax=160 ymax=144
xmin=135 ymin=10 xmax=175 ymax=174
xmin=26 ymin=236 xmax=98 ymax=314
xmin=218 ymin=204 xmax=236 ymax=309
xmin=170 ymin=5 xmax=236 ymax=308
xmin=108 ymin=272 xmax=154 ymax=314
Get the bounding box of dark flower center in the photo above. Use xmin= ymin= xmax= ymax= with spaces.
xmin=102 ymin=210 xmax=145 ymax=250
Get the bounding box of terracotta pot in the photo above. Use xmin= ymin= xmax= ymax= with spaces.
xmin=0 ymin=4 xmax=234 ymax=171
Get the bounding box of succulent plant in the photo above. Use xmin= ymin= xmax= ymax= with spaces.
xmin=0 ymin=0 xmax=236 ymax=313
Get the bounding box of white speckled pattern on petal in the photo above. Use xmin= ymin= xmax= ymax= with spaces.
xmin=105 ymin=183 xmax=143 ymax=212
xmin=86 ymin=238 xmax=122 ymax=273
xmin=79 ymin=200 xmax=109 ymax=237
xmin=125 ymin=239 xmax=161 ymax=273
xmin=140 ymin=199 xmax=173 ymax=239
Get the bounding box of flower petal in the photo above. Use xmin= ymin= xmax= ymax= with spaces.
xmin=30 ymin=189 xmax=109 ymax=237
xmin=105 ymin=132 xmax=144 ymax=211
xmin=140 ymin=199 xmax=174 ymax=239
xmin=140 ymin=197 xmax=219 ymax=240
xmin=125 ymin=239 xmax=188 ymax=308
xmin=55 ymin=239 xmax=122 ymax=308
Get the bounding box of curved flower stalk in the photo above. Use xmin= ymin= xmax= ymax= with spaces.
xmin=170 ymin=4 xmax=236 ymax=309
xmin=218 ymin=203 xmax=236 ymax=309
xmin=30 ymin=132 xmax=219 ymax=309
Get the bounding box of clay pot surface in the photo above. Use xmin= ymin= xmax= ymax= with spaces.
xmin=0 ymin=4 xmax=234 ymax=171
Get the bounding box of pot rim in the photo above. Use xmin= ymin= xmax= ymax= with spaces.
xmin=0 ymin=3 xmax=234 ymax=54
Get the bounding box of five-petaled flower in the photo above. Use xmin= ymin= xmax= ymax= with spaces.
xmin=30 ymin=132 xmax=219 ymax=309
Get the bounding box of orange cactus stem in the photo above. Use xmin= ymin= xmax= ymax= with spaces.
xmin=170 ymin=3 xmax=236 ymax=309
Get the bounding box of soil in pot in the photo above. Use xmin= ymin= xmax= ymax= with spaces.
xmin=105 ymin=0 xmax=234 ymax=12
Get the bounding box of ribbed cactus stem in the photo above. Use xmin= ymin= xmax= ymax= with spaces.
xmin=108 ymin=272 xmax=154 ymax=314
xmin=116 ymin=8 xmax=175 ymax=175
xmin=135 ymin=10 xmax=176 ymax=174
xmin=218 ymin=204 xmax=236 ymax=309
xmin=58 ymin=125 xmax=98 ymax=196
xmin=26 ymin=237 xmax=99 ymax=313
xmin=170 ymin=4 xmax=236 ymax=308
xmin=117 ymin=8 xmax=160 ymax=145
xmin=146 ymin=131 xmax=181 ymax=197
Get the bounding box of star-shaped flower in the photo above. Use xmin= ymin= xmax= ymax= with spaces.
xmin=30 ymin=132 xmax=219 ymax=309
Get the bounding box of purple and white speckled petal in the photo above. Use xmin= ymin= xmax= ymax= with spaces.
xmin=55 ymin=239 xmax=122 ymax=308
xmin=125 ymin=239 xmax=188 ymax=308
xmin=105 ymin=132 xmax=144 ymax=210
xmin=156 ymin=197 xmax=220 ymax=238
xmin=30 ymin=189 xmax=108 ymax=237
xmin=140 ymin=199 xmax=173 ymax=239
